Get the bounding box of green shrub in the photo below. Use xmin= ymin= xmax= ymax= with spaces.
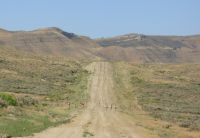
xmin=0 ymin=93 xmax=17 ymax=106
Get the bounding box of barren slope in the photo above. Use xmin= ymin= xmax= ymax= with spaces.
xmin=96 ymin=34 xmax=200 ymax=63
xmin=0 ymin=27 xmax=100 ymax=59
xmin=1 ymin=28 xmax=200 ymax=63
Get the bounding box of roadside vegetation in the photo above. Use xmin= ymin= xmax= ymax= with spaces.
xmin=113 ymin=62 xmax=200 ymax=138
xmin=128 ymin=64 xmax=200 ymax=131
xmin=0 ymin=49 xmax=89 ymax=137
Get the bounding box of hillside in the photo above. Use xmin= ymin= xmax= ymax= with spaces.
xmin=1 ymin=27 xmax=200 ymax=63
xmin=0 ymin=45 xmax=89 ymax=137
xmin=0 ymin=27 xmax=100 ymax=59
xmin=96 ymin=34 xmax=200 ymax=63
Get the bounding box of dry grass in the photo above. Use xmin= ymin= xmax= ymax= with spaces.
xmin=0 ymin=49 xmax=89 ymax=137
xmin=113 ymin=62 xmax=200 ymax=138
xmin=128 ymin=64 xmax=200 ymax=131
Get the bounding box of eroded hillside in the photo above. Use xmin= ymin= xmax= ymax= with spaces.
xmin=96 ymin=34 xmax=200 ymax=63
xmin=1 ymin=28 xmax=200 ymax=63
xmin=0 ymin=27 xmax=100 ymax=59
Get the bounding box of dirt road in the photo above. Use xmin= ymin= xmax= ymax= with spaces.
xmin=27 ymin=62 xmax=147 ymax=138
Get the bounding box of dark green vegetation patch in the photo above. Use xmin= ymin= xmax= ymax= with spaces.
xmin=0 ymin=93 xmax=17 ymax=106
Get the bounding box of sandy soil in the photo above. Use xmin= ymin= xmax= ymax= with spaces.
xmin=25 ymin=62 xmax=147 ymax=138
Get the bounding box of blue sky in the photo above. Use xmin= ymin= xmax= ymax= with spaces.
xmin=0 ymin=0 xmax=200 ymax=38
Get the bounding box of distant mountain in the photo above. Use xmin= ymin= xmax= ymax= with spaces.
xmin=0 ymin=27 xmax=200 ymax=63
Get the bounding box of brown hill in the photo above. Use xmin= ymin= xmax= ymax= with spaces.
xmin=96 ymin=34 xmax=200 ymax=63
xmin=0 ymin=27 xmax=100 ymax=59
xmin=1 ymin=27 xmax=200 ymax=63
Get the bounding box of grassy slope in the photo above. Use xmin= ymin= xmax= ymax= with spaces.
xmin=0 ymin=48 xmax=89 ymax=137
xmin=129 ymin=64 xmax=200 ymax=130
xmin=112 ymin=62 xmax=200 ymax=138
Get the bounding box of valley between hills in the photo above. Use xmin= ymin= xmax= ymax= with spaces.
xmin=0 ymin=27 xmax=200 ymax=138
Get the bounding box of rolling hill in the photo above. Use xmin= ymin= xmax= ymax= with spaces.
xmin=96 ymin=34 xmax=200 ymax=63
xmin=1 ymin=27 xmax=200 ymax=63
xmin=0 ymin=27 xmax=100 ymax=59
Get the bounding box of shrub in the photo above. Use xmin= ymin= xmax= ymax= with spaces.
xmin=18 ymin=96 xmax=38 ymax=106
xmin=0 ymin=93 xmax=17 ymax=106
xmin=0 ymin=98 xmax=6 ymax=107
